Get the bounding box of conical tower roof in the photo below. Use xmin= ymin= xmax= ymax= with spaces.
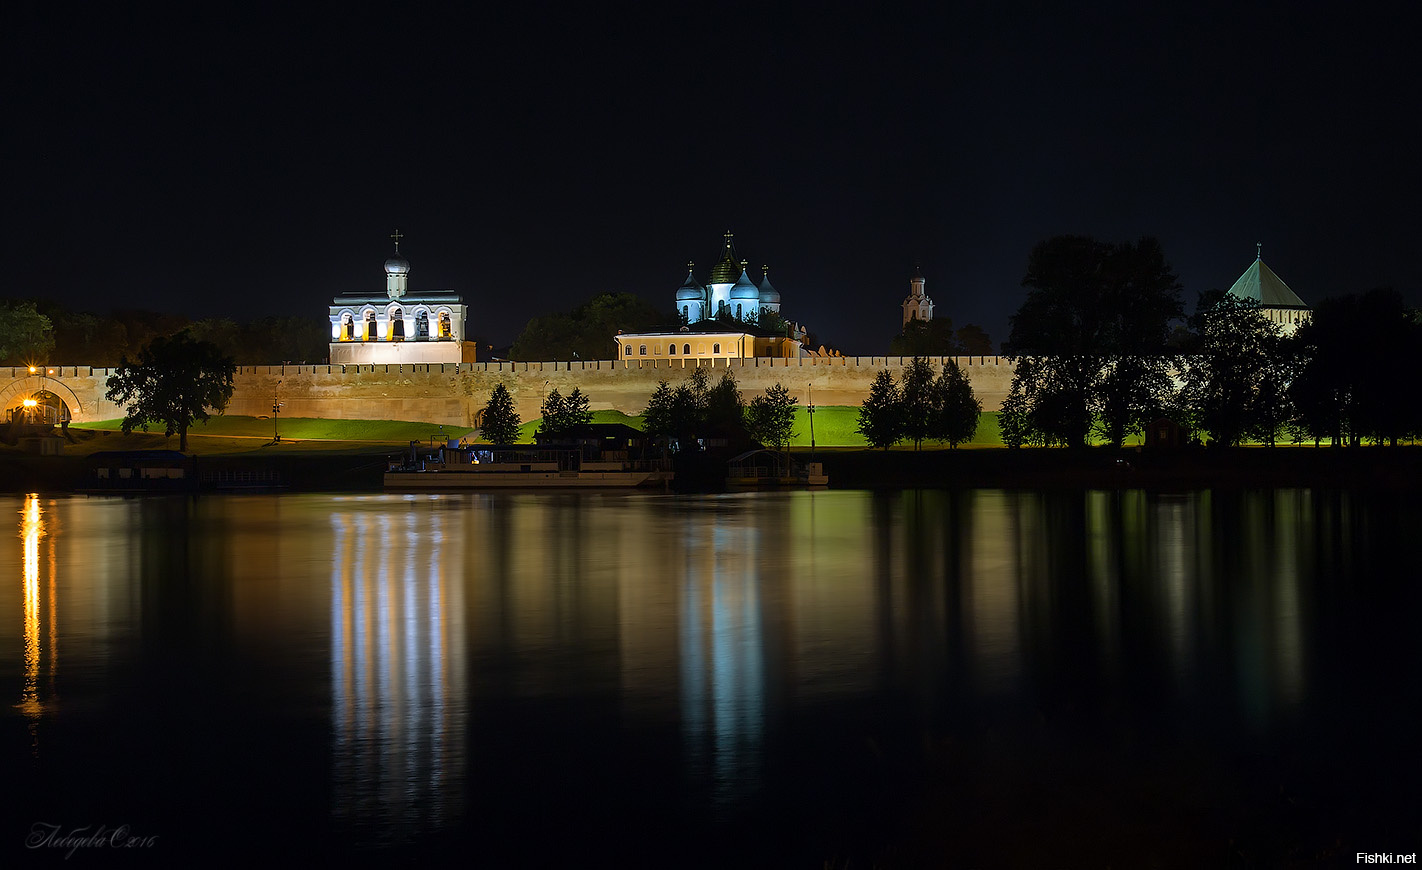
xmin=1227 ymin=247 xmax=1308 ymax=308
xmin=707 ymin=231 xmax=741 ymax=284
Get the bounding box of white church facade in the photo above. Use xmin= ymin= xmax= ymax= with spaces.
xmin=328 ymin=234 xmax=476 ymax=365
xmin=901 ymin=265 xmax=934 ymax=329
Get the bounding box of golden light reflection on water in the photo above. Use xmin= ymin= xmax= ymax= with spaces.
xmin=0 ymin=488 xmax=1340 ymax=838
xmin=21 ymin=495 xmax=41 ymax=719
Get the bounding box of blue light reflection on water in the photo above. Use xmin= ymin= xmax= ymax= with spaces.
xmin=1 ymin=488 xmax=1418 ymax=864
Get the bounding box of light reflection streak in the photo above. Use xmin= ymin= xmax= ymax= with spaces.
xmin=329 ymin=500 xmax=467 ymax=844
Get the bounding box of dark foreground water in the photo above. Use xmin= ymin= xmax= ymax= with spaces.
xmin=2 ymin=489 xmax=1418 ymax=867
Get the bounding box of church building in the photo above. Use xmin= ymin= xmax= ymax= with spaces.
xmin=328 ymin=233 xmax=476 ymax=365
xmin=1226 ymin=245 xmax=1310 ymax=335
xmin=901 ymin=265 xmax=934 ymax=329
xmin=616 ymin=232 xmax=810 ymax=362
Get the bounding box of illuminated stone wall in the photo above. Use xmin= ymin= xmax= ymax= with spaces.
xmin=1 ymin=357 xmax=1018 ymax=427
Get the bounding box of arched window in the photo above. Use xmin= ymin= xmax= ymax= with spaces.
xmin=625 ymin=344 xmax=632 ymax=356
xmin=390 ymin=308 xmax=405 ymax=340
xmin=438 ymin=311 xmax=452 ymax=338
xmin=682 ymin=305 xmax=689 ymax=321
xmin=683 ymin=344 xmax=690 ymax=355
xmin=341 ymin=314 xmax=354 ymax=340
xmin=415 ymin=310 xmax=430 ymax=339
xmin=668 ymin=343 xmax=676 ymax=355
xmin=639 ymin=345 xmax=647 ymax=356
xmin=713 ymin=343 xmax=721 ymax=354
xmin=736 ymin=304 xmax=742 ymax=320
xmin=364 ymin=310 xmax=376 ymax=341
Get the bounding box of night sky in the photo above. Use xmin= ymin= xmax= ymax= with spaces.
xmin=4 ymin=2 xmax=1418 ymax=355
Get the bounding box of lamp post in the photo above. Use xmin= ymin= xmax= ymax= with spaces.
xmin=272 ymin=380 xmax=283 ymax=443
xmin=807 ymin=382 xmax=816 ymax=460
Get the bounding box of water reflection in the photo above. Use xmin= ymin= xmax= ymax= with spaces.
xmin=3 ymin=488 xmax=1415 ymax=861
xmin=329 ymin=496 xmax=468 ymax=845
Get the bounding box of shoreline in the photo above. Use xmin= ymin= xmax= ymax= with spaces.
xmin=3 ymin=446 xmax=1419 ymax=495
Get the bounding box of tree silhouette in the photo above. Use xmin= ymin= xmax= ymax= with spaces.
xmin=1006 ymin=235 xmax=1183 ymax=447
xmin=480 ymin=383 xmax=522 ymax=445
xmin=856 ymin=369 xmax=903 ymax=450
xmin=103 ymin=332 xmax=236 ymax=452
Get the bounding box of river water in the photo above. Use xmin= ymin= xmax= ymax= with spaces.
xmin=2 ymin=489 xmax=1418 ymax=866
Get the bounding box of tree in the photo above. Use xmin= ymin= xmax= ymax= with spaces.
xmin=641 ymin=381 xmax=676 ymax=444
xmin=0 ymin=300 xmax=56 ymax=365
xmin=955 ymin=324 xmax=994 ymax=355
xmin=1289 ymin=288 xmax=1422 ymax=446
xmin=480 ymin=383 xmax=522 ymax=445
xmin=641 ymin=368 xmax=713 ymax=450
xmin=746 ymin=383 xmax=798 ymax=455
xmin=1180 ymin=291 xmax=1289 ymax=447
xmin=1005 ymin=235 xmax=1183 ymax=448
xmin=103 ymin=332 xmax=236 ymax=452
xmin=930 ymin=359 xmax=981 ymax=447
xmin=537 ymin=387 xmax=592 ymax=438
xmin=891 ymin=318 xmax=963 ymax=356
xmin=704 ymin=371 xmax=746 ymax=438
xmin=899 ymin=356 xmax=936 ymax=449
xmin=510 ymin=292 xmax=668 ymax=360
xmin=856 ymin=369 xmax=903 ymax=450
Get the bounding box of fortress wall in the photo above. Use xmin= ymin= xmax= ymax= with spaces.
xmin=3 ymin=357 xmax=1018 ymax=427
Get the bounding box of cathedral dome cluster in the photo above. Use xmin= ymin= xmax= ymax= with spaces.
xmin=675 ymin=232 xmax=783 ymax=324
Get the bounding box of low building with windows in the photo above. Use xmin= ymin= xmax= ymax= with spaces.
xmin=615 ymin=325 xmax=802 ymax=362
xmin=328 ymin=233 xmax=476 ymax=365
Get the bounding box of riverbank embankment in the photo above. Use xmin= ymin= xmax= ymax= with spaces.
xmin=4 ymin=446 xmax=1418 ymax=494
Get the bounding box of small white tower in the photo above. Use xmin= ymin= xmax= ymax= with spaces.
xmin=385 ymin=229 xmax=410 ymax=299
xmin=902 ymin=265 xmax=934 ymax=329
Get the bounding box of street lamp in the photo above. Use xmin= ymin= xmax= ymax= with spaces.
xmin=807 ymin=382 xmax=816 ymax=459
xmin=272 ymin=380 xmax=283 ymax=444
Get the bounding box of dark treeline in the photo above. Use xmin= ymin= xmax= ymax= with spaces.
xmin=1002 ymin=235 xmax=1422 ymax=448
xmin=0 ymin=299 xmax=330 ymax=366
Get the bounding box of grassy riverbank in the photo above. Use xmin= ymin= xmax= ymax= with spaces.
xmin=4 ymin=413 xmax=1417 ymax=494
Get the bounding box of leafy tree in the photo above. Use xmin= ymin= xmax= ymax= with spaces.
xmin=537 ymin=387 xmax=592 ymax=438
xmin=856 ymin=369 xmax=903 ymax=450
xmin=704 ymin=371 xmax=746 ymax=437
xmin=1180 ymin=291 xmax=1290 ymax=447
xmin=480 ymin=383 xmax=522 ymax=445
xmin=746 ymin=383 xmax=798 ymax=454
xmin=511 ymin=292 xmax=668 ymax=360
xmin=899 ymin=356 xmax=937 ymax=449
xmin=1289 ymin=288 xmax=1421 ymax=446
xmin=956 ymin=324 xmax=994 ymax=355
xmin=930 ymin=359 xmax=981 ymax=447
xmin=103 ymin=332 xmax=236 ymax=452
xmin=997 ymin=385 xmax=1032 ymax=449
xmin=641 ymin=368 xmax=716 ymax=449
xmin=0 ymin=300 xmax=56 ymax=365
xmin=1005 ymin=235 xmax=1183 ymax=448
xmin=641 ymin=381 xmax=676 ymax=443
xmin=756 ymin=308 xmax=789 ymax=336
xmin=891 ymin=318 xmax=963 ymax=356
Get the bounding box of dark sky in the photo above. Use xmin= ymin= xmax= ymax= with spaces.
xmin=4 ymin=1 xmax=1418 ymax=355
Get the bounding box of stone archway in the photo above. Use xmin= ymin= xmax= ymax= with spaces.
xmin=0 ymin=377 xmax=86 ymax=423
